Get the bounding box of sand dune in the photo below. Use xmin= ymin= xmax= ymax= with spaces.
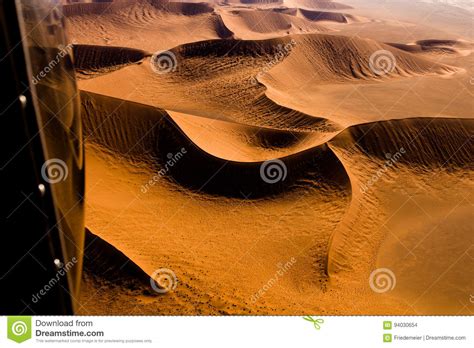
xmin=77 ymin=36 xmax=347 ymax=133
xmin=63 ymin=1 xmax=130 ymax=17
xmin=327 ymin=118 xmax=473 ymax=313
xmin=73 ymin=44 xmax=148 ymax=78
xmin=260 ymin=34 xmax=458 ymax=84
xmin=75 ymin=33 xmax=461 ymax=130
xmin=258 ymin=35 xmax=469 ymax=125
xmin=79 ymin=90 xmax=472 ymax=314
xmin=387 ymin=39 xmax=473 ymax=56
xmin=219 ymin=9 xmax=330 ymax=39
xmin=224 ymin=0 xmax=284 ymax=5
xmin=79 ymin=91 xmax=353 ymax=314
xmin=328 ymin=118 xmax=473 ymax=275
xmin=64 ymin=0 xmax=215 ymax=17
xmin=72 ymin=0 xmax=473 ymax=315
xmin=223 ymin=0 xmax=352 ymax=11
xmin=65 ymin=0 xmax=233 ymax=50
xmin=84 ymin=228 xmax=151 ymax=288
xmin=291 ymin=0 xmax=353 ymax=10
xmin=298 ymin=8 xmax=361 ymax=23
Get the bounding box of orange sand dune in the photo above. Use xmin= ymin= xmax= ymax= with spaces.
xmin=73 ymin=44 xmax=148 ymax=78
xmin=218 ymin=8 xmax=331 ymax=39
xmin=297 ymin=8 xmax=363 ymax=23
xmin=387 ymin=40 xmax=473 ymax=57
xmin=291 ymin=0 xmax=353 ymax=10
xmin=328 ymin=118 xmax=473 ymax=314
xmin=78 ymin=91 xmax=472 ymax=315
xmin=75 ymin=33 xmax=460 ymax=129
xmin=65 ymin=0 xmax=233 ymax=50
xmin=70 ymin=0 xmax=473 ymax=315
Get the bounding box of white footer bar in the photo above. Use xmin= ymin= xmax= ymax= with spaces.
xmin=1 ymin=316 xmax=472 ymax=347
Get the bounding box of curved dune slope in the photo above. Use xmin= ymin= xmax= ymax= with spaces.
xmin=292 ymin=0 xmax=353 ymax=10
xmin=258 ymin=34 xmax=467 ymax=125
xmin=326 ymin=118 xmax=473 ymax=313
xmin=77 ymin=36 xmax=346 ymax=134
xmin=79 ymin=89 xmax=472 ymax=315
xmin=84 ymin=228 xmax=151 ymax=287
xmin=75 ymin=34 xmax=459 ymax=134
xmin=263 ymin=34 xmax=457 ymax=85
xmin=65 ymin=0 xmax=233 ymax=51
xmin=219 ymin=9 xmax=330 ymax=39
xmin=79 ymin=91 xmax=354 ymax=314
xmin=73 ymin=45 xmax=148 ymax=78
xmin=298 ymin=8 xmax=360 ymax=23
xmin=168 ymin=111 xmax=336 ymax=162
xmin=224 ymin=0 xmax=284 ymax=4
xmin=387 ymin=39 xmax=473 ymax=56
xmin=64 ymin=0 xmax=215 ymax=17
xmin=63 ymin=1 xmax=130 ymax=16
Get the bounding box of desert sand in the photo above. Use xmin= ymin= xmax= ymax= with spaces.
xmin=65 ymin=0 xmax=473 ymax=315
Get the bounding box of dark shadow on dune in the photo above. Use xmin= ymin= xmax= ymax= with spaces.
xmin=73 ymin=45 xmax=148 ymax=77
xmin=157 ymin=115 xmax=350 ymax=198
xmin=295 ymin=0 xmax=353 ymax=10
xmin=80 ymin=91 xmax=350 ymax=199
xmin=64 ymin=0 xmax=216 ymax=17
xmin=63 ymin=1 xmax=129 ymax=16
xmin=83 ymin=228 xmax=151 ymax=290
xmin=252 ymin=129 xmax=311 ymax=149
xmin=271 ymin=7 xmax=298 ymax=16
xmin=387 ymin=42 xmax=459 ymax=55
xmin=149 ymin=0 xmax=215 ymax=15
xmin=339 ymin=118 xmax=473 ymax=169
xmin=299 ymin=8 xmax=349 ymax=23
xmin=80 ymin=96 xmax=470 ymax=201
